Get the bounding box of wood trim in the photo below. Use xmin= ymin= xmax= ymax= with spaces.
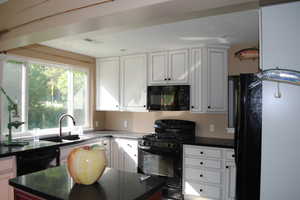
xmin=260 ymin=0 xmax=300 ymax=6
xmin=0 ymin=0 xmax=113 ymax=36
xmin=6 ymin=44 xmax=95 ymax=66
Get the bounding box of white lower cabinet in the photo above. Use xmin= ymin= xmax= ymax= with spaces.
xmin=0 ymin=156 xmax=16 ymax=200
xmin=60 ymin=138 xmax=111 ymax=167
xmin=183 ymin=145 xmax=236 ymax=200
xmin=111 ymin=138 xmax=138 ymax=173
xmin=224 ymin=161 xmax=236 ymax=200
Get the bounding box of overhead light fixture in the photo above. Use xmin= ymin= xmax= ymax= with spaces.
xmin=180 ymin=36 xmax=229 ymax=44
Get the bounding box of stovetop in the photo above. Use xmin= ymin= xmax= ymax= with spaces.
xmin=139 ymin=133 xmax=194 ymax=153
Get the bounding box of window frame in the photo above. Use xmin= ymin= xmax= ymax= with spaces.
xmin=0 ymin=54 xmax=91 ymax=137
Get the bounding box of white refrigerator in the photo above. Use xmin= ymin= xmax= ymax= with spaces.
xmin=261 ymin=1 xmax=300 ymax=200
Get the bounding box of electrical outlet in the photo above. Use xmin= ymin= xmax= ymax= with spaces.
xmin=209 ymin=124 xmax=215 ymax=133
xmin=123 ymin=120 xmax=128 ymax=129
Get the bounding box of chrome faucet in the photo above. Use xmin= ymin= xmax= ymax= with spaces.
xmin=59 ymin=114 xmax=76 ymax=137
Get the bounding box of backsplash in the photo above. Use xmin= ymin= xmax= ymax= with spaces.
xmin=103 ymin=111 xmax=233 ymax=139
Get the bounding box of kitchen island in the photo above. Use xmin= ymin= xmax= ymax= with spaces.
xmin=9 ymin=166 xmax=165 ymax=200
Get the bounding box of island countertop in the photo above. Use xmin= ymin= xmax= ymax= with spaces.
xmin=9 ymin=166 xmax=165 ymax=200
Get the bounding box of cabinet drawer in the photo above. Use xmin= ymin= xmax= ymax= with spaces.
xmin=0 ymin=157 xmax=14 ymax=173
xmin=225 ymin=150 xmax=235 ymax=160
xmin=185 ymin=147 xmax=222 ymax=159
xmin=184 ymin=181 xmax=222 ymax=199
xmin=185 ymin=168 xmax=222 ymax=184
xmin=184 ymin=158 xmax=221 ymax=169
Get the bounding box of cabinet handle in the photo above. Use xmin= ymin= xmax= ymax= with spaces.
xmin=191 ymin=106 xmax=194 ymax=109
xmin=143 ymin=105 xmax=146 ymax=108
xmin=200 ymin=189 xmax=203 ymax=192
xmin=164 ymin=78 xmax=167 ymax=81
xmin=200 ymin=162 xmax=203 ymax=165
xmin=168 ymin=78 xmax=171 ymax=80
xmin=232 ymin=154 xmax=235 ymax=158
xmin=226 ymin=166 xmax=229 ymax=169
xmin=200 ymin=151 xmax=204 ymax=155
xmin=208 ymin=106 xmax=211 ymax=109
xmin=200 ymin=174 xmax=203 ymax=177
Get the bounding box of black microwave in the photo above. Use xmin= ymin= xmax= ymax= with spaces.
xmin=147 ymin=85 xmax=190 ymax=111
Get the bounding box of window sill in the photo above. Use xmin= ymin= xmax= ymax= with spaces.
xmin=9 ymin=126 xmax=93 ymax=140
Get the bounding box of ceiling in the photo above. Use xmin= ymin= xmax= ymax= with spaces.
xmin=41 ymin=9 xmax=259 ymax=58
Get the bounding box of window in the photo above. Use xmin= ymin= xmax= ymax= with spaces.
xmin=0 ymin=57 xmax=89 ymax=135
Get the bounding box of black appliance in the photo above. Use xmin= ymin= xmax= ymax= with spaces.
xmin=147 ymin=85 xmax=190 ymax=111
xmin=138 ymin=119 xmax=195 ymax=200
xmin=232 ymin=74 xmax=262 ymax=200
xmin=17 ymin=147 xmax=60 ymax=176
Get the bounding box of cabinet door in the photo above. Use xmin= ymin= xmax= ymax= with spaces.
xmin=207 ymin=48 xmax=227 ymax=112
xmin=121 ymin=54 xmax=147 ymax=111
xmin=111 ymin=139 xmax=124 ymax=170
xmin=121 ymin=139 xmax=138 ymax=173
xmin=0 ymin=172 xmax=14 ymax=200
xmin=102 ymin=138 xmax=111 ymax=167
xmin=190 ymin=48 xmax=206 ymax=113
xmin=96 ymin=57 xmax=120 ymax=111
xmin=224 ymin=161 xmax=236 ymax=200
xmin=168 ymin=49 xmax=189 ymax=84
xmin=148 ymin=51 xmax=168 ymax=84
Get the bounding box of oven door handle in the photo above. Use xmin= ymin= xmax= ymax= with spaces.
xmin=138 ymin=145 xmax=151 ymax=150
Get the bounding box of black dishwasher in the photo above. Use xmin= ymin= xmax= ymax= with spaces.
xmin=17 ymin=147 xmax=60 ymax=176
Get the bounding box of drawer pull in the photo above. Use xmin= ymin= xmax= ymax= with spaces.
xmin=226 ymin=166 xmax=229 ymax=169
xmin=200 ymin=162 xmax=203 ymax=165
xmin=232 ymin=154 xmax=235 ymax=158
xmin=200 ymin=174 xmax=203 ymax=177
xmin=199 ymin=189 xmax=203 ymax=192
xmin=200 ymin=151 xmax=204 ymax=155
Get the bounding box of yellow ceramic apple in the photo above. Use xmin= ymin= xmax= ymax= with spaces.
xmin=67 ymin=145 xmax=107 ymax=185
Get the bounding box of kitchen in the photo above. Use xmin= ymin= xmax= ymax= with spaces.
xmin=0 ymin=0 xmax=299 ymax=200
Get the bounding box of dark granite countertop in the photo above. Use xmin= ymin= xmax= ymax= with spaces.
xmin=0 ymin=130 xmax=147 ymax=158
xmin=184 ymin=137 xmax=234 ymax=149
xmin=9 ymin=166 xmax=165 ymax=200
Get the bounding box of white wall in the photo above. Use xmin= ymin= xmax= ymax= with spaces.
xmin=261 ymin=2 xmax=300 ymax=200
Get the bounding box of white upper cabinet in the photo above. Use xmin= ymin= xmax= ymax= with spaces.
xmin=190 ymin=47 xmax=228 ymax=113
xmin=148 ymin=49 xmax=189 ymax=85
xmin=148 ymin=51 xmax=168 ymax=84
xmin=96 ymin=57 xmax=120 ymax=111
xmin=190 ymin=48 xmax=205 ymax=113
xmin=168 ymin=49 xmax=189 ymax=84
xmin=207 ymin=48 xmax=228 ymax=112
xmin=120 ymin=54 xmax=147 ymax=111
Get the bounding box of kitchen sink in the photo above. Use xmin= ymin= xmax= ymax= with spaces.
xmin=41 ymin=135 xmax=80 ymax=143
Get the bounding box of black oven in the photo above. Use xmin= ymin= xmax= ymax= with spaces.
xmin=147 ymin=85 xmax=190 ymax=111
xmin=138 ymin=146 xmax=175 ymax=178
xmin=138 ymin=120 xmax=196 ymax=200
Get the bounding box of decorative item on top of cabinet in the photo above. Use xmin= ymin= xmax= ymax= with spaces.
xmin=0 ymin=156 xmax=16 ymax=200
xmin=96 ymin=57 xmax=120 ymax=111
xmin=148 ymin=49 xmax=189 ymax=85
xmin=120 ymin=54 xmax=147 ymax=112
